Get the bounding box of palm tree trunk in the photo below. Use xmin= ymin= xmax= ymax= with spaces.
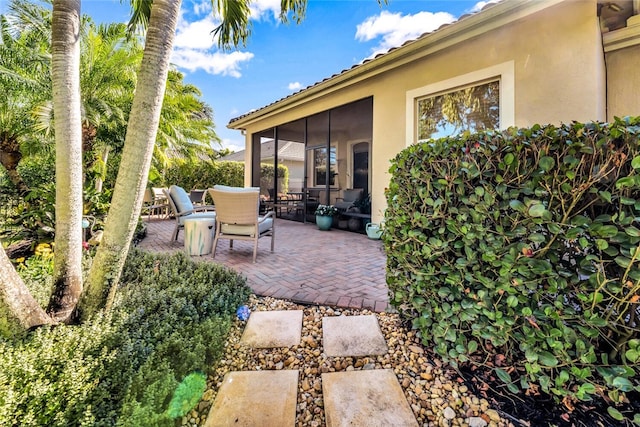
xmin=80 ymin=0 xmax=181 ymax=319
xmin=47 ymin=0 xmax=84 ymax=324
xmin=0 ymin=136 xmax=29 ymax=194
xmin=0 ymin=245 xmax=53 ymax=335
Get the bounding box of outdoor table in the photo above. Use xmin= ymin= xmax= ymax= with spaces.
xmin=184 ymin=218 xmax=216 ymax=256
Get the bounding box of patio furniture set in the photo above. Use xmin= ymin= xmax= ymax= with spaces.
xmin=144 ymin=185 xmax=275 ymax=263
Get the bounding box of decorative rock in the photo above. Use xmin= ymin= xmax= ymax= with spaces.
xmin=443 ymin=406 xmax=456 ymax=420
xmin=485 ymin=409 xmax=501 ymax=422
xmin=189 ymin=295 xmax=504 ymax=427
xmin=420 ymin=372 xmax=433 ymax=381
xmin=468 ymin=416 xmax=489 ymax=427
xmin=408 ymin=345 xmax=424 ymax=354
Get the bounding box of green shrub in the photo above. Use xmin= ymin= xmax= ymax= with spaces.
xmin=16 ymin=253 xmax=54 ymax=308
xmin=162 ymin=160 xmax=289 ymax=197
xmin=385 ymin=118 xmax=640 ymax=414
xmin=162 ymin=160 xmax=244 ymax=191
xmin=0 ymin=249 xmax=251 ymax=426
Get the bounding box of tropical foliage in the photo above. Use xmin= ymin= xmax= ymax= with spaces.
xmin=385 ymin=117 xmax=640 ymax=422
xmin=1 ymin=250 xmax=250 ymax=426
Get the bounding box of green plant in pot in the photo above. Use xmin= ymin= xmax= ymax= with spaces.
xmin=314 ymin=204 xmax=338 ymax=230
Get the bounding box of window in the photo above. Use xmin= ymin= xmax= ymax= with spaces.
xmin=417 ymin=80 xmax=499 ymax=142
xmin=406 ymin=61 xmax=515 ymax=146
xmin=313 ymin=146 xmax=337 ymax=186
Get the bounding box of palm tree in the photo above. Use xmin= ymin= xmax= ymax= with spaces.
xmin=47 ymin=0 xmax=83 ymax=324
xmin=0 ymin=0 xmax=51 ymax=193
xmin=151 ymin=69 xmax=219 ymax=179
xmin=1 ymin=0 xmax=313 ymax=329
xmin=80 ymin=0 xmax=309 ymax=318
xmin=80 ymin=0 xmax=183 ymax=317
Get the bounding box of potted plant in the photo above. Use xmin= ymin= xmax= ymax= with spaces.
xmin=314 ymin=204 xmax=338 ymax=230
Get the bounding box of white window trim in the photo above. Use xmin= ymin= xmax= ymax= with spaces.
xmin=405 ymin=61 xmax=515 ymax=146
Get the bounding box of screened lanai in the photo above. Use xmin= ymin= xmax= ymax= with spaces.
xmin=250 ymin=97 xmax=373 ymax=232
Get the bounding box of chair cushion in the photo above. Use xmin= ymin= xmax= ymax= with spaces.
xmin=178 ymin=211 xmax=216 ymax=226
xmin=213 ymin=185 xmax=260 ymax=193
xmin=220 ymin=217 xmax=273 ymax=236
xmin=170 ymin=185 xmax=194 ymax=213
xmin=343 ymin=189 xmax=363 ymax=202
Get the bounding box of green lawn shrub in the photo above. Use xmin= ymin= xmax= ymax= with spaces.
xmin=162 ymin=160 xmax=289 ymax=197
xmin=0 ymin=249 xmax=251 ymax=426
xmin=385 ymin=117 xmax=640 ymax=419
xmin=163 ymin=159 xmax=245 ymax=191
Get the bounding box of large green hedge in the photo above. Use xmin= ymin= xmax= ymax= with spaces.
xmin=385 ymin=118 xmax=640 ymax=418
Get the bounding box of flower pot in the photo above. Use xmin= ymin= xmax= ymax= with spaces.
xmin=316 ymin=215 xmax=333 ymax=231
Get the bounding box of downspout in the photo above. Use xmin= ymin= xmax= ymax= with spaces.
xmin=598 ymin=3 xmax=609 ymax=121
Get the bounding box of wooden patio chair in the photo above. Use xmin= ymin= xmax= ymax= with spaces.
xmin=164 ymin=185 xmax=216 ymax=241
xmin=208 ymin=185 xmax=275 ymax=263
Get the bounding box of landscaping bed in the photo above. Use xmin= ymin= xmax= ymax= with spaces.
xmin=0 ymin=250 xmax=251 ymax=427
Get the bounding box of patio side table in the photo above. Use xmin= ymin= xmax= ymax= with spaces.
xmin=184 ymin=218 xmax=216 ymax=256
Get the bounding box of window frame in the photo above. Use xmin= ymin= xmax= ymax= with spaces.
xmin=406 ymin=61 xmax=515 ymax=146
xmin=311 ymin=145 xmax=337 ymax=188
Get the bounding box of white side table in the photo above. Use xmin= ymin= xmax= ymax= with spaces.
xmin=184 ymin=218 xmax=216 ymax=256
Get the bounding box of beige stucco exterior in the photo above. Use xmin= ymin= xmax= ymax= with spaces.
xmin=604 ymin=14 xmax=640 ymax=118
xmin=229 ymin=0 xmax=639 ymax=224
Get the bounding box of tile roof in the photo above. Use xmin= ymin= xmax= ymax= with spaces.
xmin=228 ymin=0 xmax=503 ymax=126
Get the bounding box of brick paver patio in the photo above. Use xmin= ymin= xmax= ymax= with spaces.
xmin=136 ymin=218 xmax=390 ymax=312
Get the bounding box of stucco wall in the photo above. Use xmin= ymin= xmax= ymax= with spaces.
xmin=236 ymin=0 xmax=606 ymax=223
xmin=606 ymin=44 xmax=640 ymax=119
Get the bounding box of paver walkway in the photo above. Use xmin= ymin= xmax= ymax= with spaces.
xmin=204 ymin=311 xmax=418 ymax=427
xmin=137 ymin=218 xmax=389 ymax=311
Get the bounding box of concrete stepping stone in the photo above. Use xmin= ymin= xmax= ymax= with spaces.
xmin=240 ymin=310 xmax=303 ymax=348
xmin=322 ymin=314 xmax=388 ymax=357
xmin=204 ymin=370 xmax=299 ymax=427
xmin=322 ymin=369 xmax=418 ymax=427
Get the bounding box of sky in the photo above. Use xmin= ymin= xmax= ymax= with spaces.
xmin=1 ymin=0 xmax=495 ymax=152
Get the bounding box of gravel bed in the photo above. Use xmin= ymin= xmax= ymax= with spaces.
xmin=182 ymin=295 xmax=515 ymax=427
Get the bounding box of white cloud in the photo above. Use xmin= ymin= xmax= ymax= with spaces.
xmin=172 ymin=49 xmax=254 ymax=78
xmin=469 ymin=1 xmax=499 ymax=13
xmin=221 ymin=137 xmax=246 ymax=153
xmin=355 ymin=10 xmax=456 ymax=58
xmin=288 ymin=82 xmax=303 ymax=91
xmin=191 ymin=0 xmax=211 ymax=16
xmin=248 ymin=0 xmax=281 ymax=21
xmin=174 ymin=15 xmax=218 ymax=50
xmin=171 ymin=10 xmax=255 ymax=77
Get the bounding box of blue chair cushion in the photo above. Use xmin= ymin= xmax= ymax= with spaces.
xmin=170 ymin=185 xmax=194 ymax=213
xmin=178 ymin=212 xmax=216 ymax=226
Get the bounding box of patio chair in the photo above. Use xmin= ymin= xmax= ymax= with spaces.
xmin=208 ymin=185 xmax=275 ymax=263
xmin=164 ymin=185 xmax=216 ymax=241
xmin=189 ymin=189 xmax=207 ymax=205
xmin=334 ymin=188 xmax=363 ymax=211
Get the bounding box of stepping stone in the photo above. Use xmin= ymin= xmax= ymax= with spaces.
xmin=322 ymin=369 xmax=418 ymax=427
xmin=240 ymin=310 xmax=303 ymax=348
xmin=204 ymin=370 xmax=299 ymax=427
xmin=322 ymin=315 xmax=387 ymax=357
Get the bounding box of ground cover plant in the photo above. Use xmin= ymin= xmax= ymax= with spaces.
xmin=385 ymin=117 xmax=640 ymax=425
xmin=0 ymin=249 xmax=250 ymax=426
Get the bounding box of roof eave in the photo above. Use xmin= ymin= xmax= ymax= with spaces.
xmin=228 ymin=0 xmax=565 ymax=130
